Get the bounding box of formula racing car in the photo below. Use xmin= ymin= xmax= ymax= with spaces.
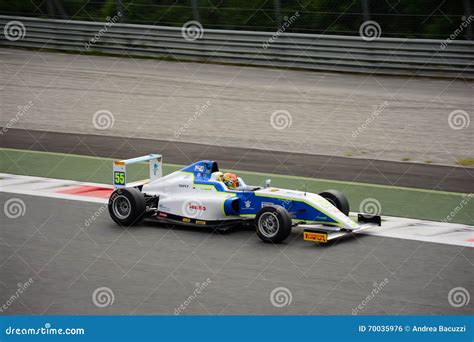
xmin=108 ymin=154 xmax=381 ymax=244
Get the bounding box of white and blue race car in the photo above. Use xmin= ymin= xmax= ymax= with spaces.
xmin=108 ymin=154 xmax=380 ymax=244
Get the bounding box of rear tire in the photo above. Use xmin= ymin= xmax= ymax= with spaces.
xmin=318 ymin=190 xmax=350 ymax=216
xmin=255 ymin=205 xmax=292 ymax=244
xmin=108 ymin=187 xmax=146 ymax=226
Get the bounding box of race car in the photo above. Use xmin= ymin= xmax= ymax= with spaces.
xmin=108 ymin=154 xmax=380 ymax=244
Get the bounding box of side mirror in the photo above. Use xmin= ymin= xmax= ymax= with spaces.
xmin=264 ymin=179 xmax=271 ymax=188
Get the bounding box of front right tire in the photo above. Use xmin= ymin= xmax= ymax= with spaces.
xmin=255 ymin=205 xmax=292 ymax=244
xmin=108 ymin=187 xmax=146 ymax=226
xmin=318 ymin=189 xmax=350 ymax=216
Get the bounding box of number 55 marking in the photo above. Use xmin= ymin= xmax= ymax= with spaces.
xmin=114 ymin=171 xmax=125 ymax=185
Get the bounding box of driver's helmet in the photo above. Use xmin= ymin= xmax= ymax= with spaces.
xmin=222 ymin=173 xmax=239 ymax=189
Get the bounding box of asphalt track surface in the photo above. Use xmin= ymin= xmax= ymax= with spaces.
xmin=1 ymin=48 xmax=473 ymax=166
xmin=2 ymin=128 xmax=474 ymax=193
xmin=0 ymin=193 xmax=472 ymax=315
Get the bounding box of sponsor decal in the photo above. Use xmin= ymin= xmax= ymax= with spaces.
xmin=196 ymin=220 xmax=206 ymax=225
xmin=178 ymin=184 xmax=189 ymax=188
xmin=159 ymin=212 xmax=168 ymax=218
xmin=158 ymin=204 xmax=171 ymax=211
xmin=303 ymin=231 xmax=328 ymax=243
xmin=244 ymin=200 xmax=252 ymax=209
xmin=189 ymin=203 xmax=207 ymax=211
xmin=153 ymin=163 xmax=160 ymax=176
xmin=261 ymin=202 xmax=274 ymax=208
xmin=269 ymin=188 xmax=279 ymax=192
xmin=114 ymin=161 xmax=125 ymax=165
xmin=182 ymin=217 xmax=191 ymax=223
xmin=194 ymin=165 xmax=204 ymax=172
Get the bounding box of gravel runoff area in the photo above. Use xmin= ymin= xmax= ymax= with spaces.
xmin=1 ymin=48 xmax=473 ymax=166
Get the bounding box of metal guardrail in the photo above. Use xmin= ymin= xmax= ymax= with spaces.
xmin=1 ymin=15 xmax=473 ymax=79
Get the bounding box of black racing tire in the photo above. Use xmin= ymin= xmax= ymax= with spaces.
xmin=318 ymin=189 xmax=350 ymax=216
xmin=108 ymin=187 xmax=146 ymax=226
xmin=255 ymin=205 xmax=292 ymax=244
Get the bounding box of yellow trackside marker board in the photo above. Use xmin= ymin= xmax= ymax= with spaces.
xmin=304 ymin=231 xmax=328 ymax=243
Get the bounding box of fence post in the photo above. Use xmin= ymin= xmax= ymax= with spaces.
xmin=463 ymin=0 xmax=472 ymax=40
xmin=274 ymin=0 xmax=282 ymax=28
xmin=191 ymin=0 xmax=201 ymax=22
xmin=361 ymin=0 xmax=370 ymax=21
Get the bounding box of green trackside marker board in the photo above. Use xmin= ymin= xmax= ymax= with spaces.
xmin=0 ymin=148 xmax=472 ymax=225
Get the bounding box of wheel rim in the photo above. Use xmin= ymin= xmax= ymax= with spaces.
xmin=112 ymin=195 xmax=131 ymax=220
xmin=258 ymin=212 xmax=279 ymax=238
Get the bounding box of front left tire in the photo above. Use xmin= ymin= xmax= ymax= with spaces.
xmin=108 ymin=187 xmax=146 ymax=226
xmin=255 ymin=205 xmax=292 ymax=244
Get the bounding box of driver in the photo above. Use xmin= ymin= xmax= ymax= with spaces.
xmin=216 ymin=172 xmax=239 ymax=189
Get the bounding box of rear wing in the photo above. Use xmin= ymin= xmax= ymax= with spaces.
xmin=113 ymin=154 xmax=162 ymax=188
